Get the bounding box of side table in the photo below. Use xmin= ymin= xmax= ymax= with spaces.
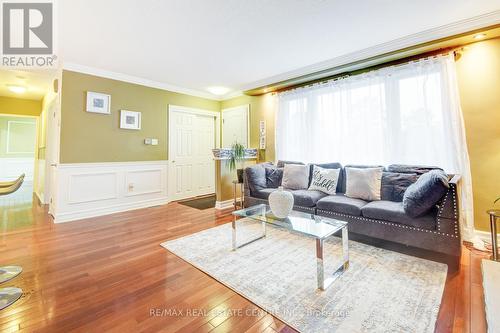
xmin=488 ymin=209 xmax=500 ymax=261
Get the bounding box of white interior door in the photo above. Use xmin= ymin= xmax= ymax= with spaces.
xmin=222 ymin=105 xmax=249 ymax=148
xmin=169 ymin=108 xmax=216 ymax=201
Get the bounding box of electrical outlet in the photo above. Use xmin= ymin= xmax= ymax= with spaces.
xmin=128 ymin=183 xmax=134 ymax=191
xmin=151 ymin=138 xmax=158 ymax=145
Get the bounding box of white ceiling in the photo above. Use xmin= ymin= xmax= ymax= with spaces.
xmin=0 ymin=69 xmax=55 ymax=100
xmin=4 ymin=1 xmax=500 ymax=101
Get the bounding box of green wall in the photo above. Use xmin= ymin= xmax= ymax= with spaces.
xmin=60 ymin=70 xmax=220 ymax=163
xmin=0 ymin=96 xmax=41 ymax=117
xmin=0 ymin=116 xmax=37 ymax=158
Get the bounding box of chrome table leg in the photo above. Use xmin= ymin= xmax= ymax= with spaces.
xmin=316 ymin=226 xmax=349 ymax=291
xmin=232 ymin=216 xmax=266 ymax=250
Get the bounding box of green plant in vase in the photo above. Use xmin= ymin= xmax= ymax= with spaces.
xmin=227 ymin=142 xmax=245 ymax=183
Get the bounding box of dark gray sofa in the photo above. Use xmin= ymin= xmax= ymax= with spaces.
xmin=243 ymin=161 xmax=461 ymax=265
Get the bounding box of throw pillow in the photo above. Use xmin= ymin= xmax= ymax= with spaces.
xmin=345 ymin=167 xmax=383 ymax=201
xmin=281 ymin=164 xmax=310 ymax=190
xmin=381 ymin=172 xmax=418 ymax=202
xmin=245 ymin=164 xmax=267 ymax=194
xmin=308 ymin=165 xmax=340 ymax=195
xmin=265 ymin=167 xmax=283 ymax=188
xmin=403 ymin=169 xmax=449 ymax=217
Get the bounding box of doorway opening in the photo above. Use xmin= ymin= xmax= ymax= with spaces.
xmin=0 ymin=68 xmax=59 ymax=230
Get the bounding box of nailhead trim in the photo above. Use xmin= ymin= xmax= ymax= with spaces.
xmin=436 ymin=184 xmax=459 ymax=236
xmin=249 ymin=191 xmax=459 ymax=238
xmin=317 ymin=210 xmax=459 ymax=238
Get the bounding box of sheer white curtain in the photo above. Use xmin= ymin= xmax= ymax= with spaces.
xmin=276 ymin=54 xmax=476 ymax=242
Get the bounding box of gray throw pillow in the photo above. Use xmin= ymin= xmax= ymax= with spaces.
xmin=245 ymin=165 xmax=267 ymax=194
xmin=345 ymin=167 xmax=383 ymax=201
xmin=265 ymin=167 xmax=283 ymax=188
xmin=381 ymin=172 xmax=418 ymax=202
xmin=281 ymin=164 xmax=310 ymax=190
xmin=403 ymin=169 xmax=449 ymax=217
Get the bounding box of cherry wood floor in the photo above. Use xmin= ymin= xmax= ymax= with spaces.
xmin=0 ymin=192 xmax=489 ymax=332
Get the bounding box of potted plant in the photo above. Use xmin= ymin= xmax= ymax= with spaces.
xmin=227 ymin=142 xmax=245 ymax=183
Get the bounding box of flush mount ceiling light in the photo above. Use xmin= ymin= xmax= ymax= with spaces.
xmin=206 ymin=86 xmax=230 ymax=96
xmin=473 ymin=33 xmax=486 ymax=40
xmin=7 ymin=85 xmax=26 ymax=94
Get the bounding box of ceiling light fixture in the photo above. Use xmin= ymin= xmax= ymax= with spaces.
xmin=207 ymin=86 xmax=230 ymax=96
xmin=473 ymin=33 xmax=486 ymax=40
xmin=7 ymin=85 xmax=26 ymax=94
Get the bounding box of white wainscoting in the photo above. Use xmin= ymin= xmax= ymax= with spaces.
xmin=0 ymin=157 xmax=35 ymax=181
xmin=54 ymin=161 xmax=168 ymax=223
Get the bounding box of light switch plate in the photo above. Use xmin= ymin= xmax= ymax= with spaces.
xmin=144 ymin=138 xmax=152 ymax=145
xmin=151 ymin=139 xmax=158 ymax=145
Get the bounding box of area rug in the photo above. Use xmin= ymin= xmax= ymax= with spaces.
xmin=161 ymin=219 xmax=447 ymax=333
xmin=178 ymin=195 xmax=216 ymax=210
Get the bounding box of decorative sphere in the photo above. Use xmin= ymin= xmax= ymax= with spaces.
xmin=269 ymin=186 xmax=294 ymax=218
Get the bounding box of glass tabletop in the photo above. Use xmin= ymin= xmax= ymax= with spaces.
xmin=232 ymin=204 xmax=347 ymax=240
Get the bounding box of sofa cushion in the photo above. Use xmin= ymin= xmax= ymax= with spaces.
xmin=381 ymin=172 xmax=418 ymax=202
xmin=245 ymin=164 xmax=267 ymax=195
xmin=361 ymin=200 xmax=436 ymax=230
xmin=387 ymin=164 xmax=443 ymax=175
xmin=308 ymin=162 xmax=343 ymax=190
xmin=252 ymin=188 xmax=275 ymax=200
xmin=290 ymin=190 xmax=327 ymax=207
xmin=345 ymin=167 xmax=383 ymax=201
xmin=282 ymin=164 xmax=310 ymax=190
xmin=316 ymin=194 xmax=368 ymax=216
xmin=403 ymin=169 xmax=449 ymax=217
xmin=265 ymin=166 xmax=283 ymax=188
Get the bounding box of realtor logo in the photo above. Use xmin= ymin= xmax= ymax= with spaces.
xmin=2 ymin=2 xmax=53 ymax=54
xmin=1 ymin=1 xmax=56 ymax=67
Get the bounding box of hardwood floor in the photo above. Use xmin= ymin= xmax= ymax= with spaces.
xmin=0 ymin=194 xmax=489 ymax=332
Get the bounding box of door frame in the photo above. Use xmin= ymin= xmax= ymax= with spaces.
xmin=167 ymin=105 xmax=220 ymax=200
xmin=221 ymin=104 xmax=250 ymax=148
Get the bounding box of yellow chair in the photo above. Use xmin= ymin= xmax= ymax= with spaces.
xmin=0 ymin=174 xmax=24 ymax=188
xmin=0 ymin=175 xmax=24 ymax=196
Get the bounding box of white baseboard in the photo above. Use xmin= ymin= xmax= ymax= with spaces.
xmin=476 ymin=229 xmax=496 ymax=244
xmin=55 ymin=197 xmax=169 ymax=223
xmin=215 ymin=199 xmax=238 ymax=210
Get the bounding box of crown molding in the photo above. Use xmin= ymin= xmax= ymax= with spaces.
xmin=239 ymin=10 xmax=500 ymax=93
xmin=62 ymin=62 xmax=222 ymax=101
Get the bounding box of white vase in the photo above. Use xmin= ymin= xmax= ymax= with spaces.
xmin=269 ymin=186 xmax=294 ymax=218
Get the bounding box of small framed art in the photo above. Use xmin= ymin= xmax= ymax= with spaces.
xmin=120 ymin=110 xmax=141 ymax=130
xmin=86 ymin=91 xmax=111 ymax=114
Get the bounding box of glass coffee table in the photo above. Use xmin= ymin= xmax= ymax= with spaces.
xmin=232 ymin=204 xmax=349 ymax=290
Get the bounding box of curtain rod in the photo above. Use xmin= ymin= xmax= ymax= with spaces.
xmin=277 ymin=47 xmax=464 ymax=95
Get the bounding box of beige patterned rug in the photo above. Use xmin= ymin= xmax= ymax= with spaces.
xmin=161 ymin=219 xmax=447 ymax=333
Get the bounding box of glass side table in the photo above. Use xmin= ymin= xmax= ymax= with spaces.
xmin=488 ymin=209 xmax=500 ymax=261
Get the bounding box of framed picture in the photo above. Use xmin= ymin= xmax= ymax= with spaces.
xmin=86 ymin=91 xmax=111 ymax=114
xmin=120 ymin=110 xmax=141 ymax=130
